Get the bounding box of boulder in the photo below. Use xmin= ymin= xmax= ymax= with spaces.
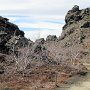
xmin=46 ymin=35 xmax=57 ymax=41
xmin=35 ymin=38 xmax=45 ymax=44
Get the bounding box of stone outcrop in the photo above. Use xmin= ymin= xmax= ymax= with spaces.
xmin=63 ymin=5 xmax=90 ymax=30
xmin=0 ymin=16 xmax=28 ymax=54
xmin=59 ymin=5 xmax=90 ymax=46
xmin=35 ymin=38 xmax=45 ymax=44
xmin=46 ymin=35 xmax=57 ymax=41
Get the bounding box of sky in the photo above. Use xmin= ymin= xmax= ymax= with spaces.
xmin=0 ymin=0 xmax=90 ymax=41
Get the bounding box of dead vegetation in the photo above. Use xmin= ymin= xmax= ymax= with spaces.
xmin=0 ymin=5 xmax=90 ymax=90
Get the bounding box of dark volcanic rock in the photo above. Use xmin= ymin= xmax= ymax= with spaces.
xmin=46 ymin=35 xmax=57 ymax=41
xmin=32 ymin=43 xmax=46 ymax=54
xmin=63 ymin=5 xmax=82 ymax=30
xmin=81 ymin=21 xmax=90 ymax=28
xmin=0 ymin=54 xmax=6 ymax=63
xmin=33 ymin=44 xmax=42 ymax=54
xmin=6 ymin=36 xmax=28 ymax=50
xmin=28 ymin=39 xmax=34 ymax=47
xmin=35 ymin=38 xmax=45 ymax=44
xmin=60 ymin=5 xmax=90 ymax=46
xmin=0 ymin=16 xmax=27 ymax=54
xmin=0 ymin=65 xmax=4 ymax=74
xmin=72 ymin=5 xmax=79 ymax=12
xmin=64 ymin=5 xmax=90 ymax=30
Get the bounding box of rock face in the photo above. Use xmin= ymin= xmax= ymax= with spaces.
xmin=0 ymin=16 xmax=28 ymax=54
xmin=63 ymin=5 xmax=90 ymax=30
xmin=59 ymin=5 xmax=90 ymax=46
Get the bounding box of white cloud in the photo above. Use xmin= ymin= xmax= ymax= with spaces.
xmin=24 ymin=29 xmax=62 ymax=41
xmin=18 ymin=22 xmax=63 ymax=30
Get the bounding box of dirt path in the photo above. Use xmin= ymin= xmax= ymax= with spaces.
xmin=56 ymin=63 xmax=90 ymax=90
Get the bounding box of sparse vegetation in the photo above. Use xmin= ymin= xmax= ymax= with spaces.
xmin=0 ymin=5 xmax=90 ymax=90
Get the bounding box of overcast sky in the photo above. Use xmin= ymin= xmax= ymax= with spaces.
xmin=0 ymin=0 xmax=90 ymax=41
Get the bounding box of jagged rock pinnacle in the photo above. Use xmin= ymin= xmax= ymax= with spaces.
xmin=72 ymin=5 xmax=79 ymax=12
